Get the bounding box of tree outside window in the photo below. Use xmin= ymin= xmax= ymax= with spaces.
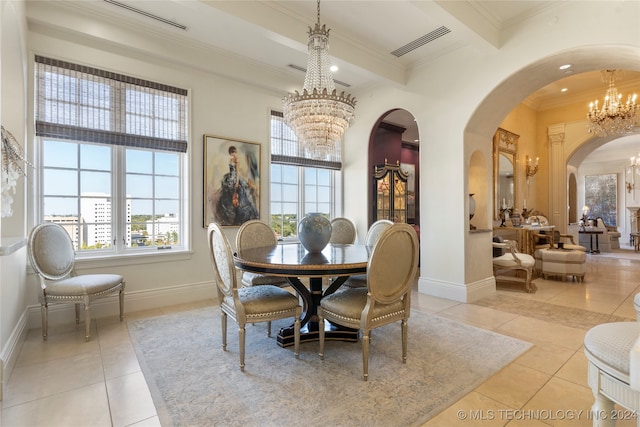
xmin=585 ymin=174 xmax=617 ymax=226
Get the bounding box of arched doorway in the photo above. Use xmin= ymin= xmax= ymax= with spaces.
xmin=367 ymin=109 xmax=420 ymax=232
xmin=569 ymin=172 xmax=578 ymax=223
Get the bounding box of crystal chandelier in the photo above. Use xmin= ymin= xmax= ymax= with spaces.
xmin=283 ymin=0 xmax=356 ymax=160
xmin=587 ymin=70 xmax=639 ymax=137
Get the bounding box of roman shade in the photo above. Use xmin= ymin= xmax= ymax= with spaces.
xmin=270 ymin=110 xmax=341 ymax=170
xmin=35 ymin=55 xmax=188 ymax=153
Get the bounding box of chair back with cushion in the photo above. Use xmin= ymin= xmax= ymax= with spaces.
xmin=28 ymin=222 xmax=76 ymax=281
xmin=208 ymin=223 xmax=301 ymax=371
xmin=318 ymin=223 xmax=419 ymax=380
xmin=329 ymin=217 xmax=357 ymax=244
xmin=342 ymin=219 xmax=393 ymax=289
xmin=236 ymin=220 xmax=288 ymax=288
xmin=237 ymin=219 xmax=278 ymax=250
xmin=367 ymin=224 xmax=418 ymax=304
xmin=365 ymin=219 xmax=393 ymax=247
xmin=27 ymin=222 xmax=125 ymax=341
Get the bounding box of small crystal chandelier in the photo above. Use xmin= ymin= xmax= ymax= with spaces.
xmin=283 ymin=0 xmax=356 ymax=160
xmin=587 ymin=70 xmax=639 ymax=137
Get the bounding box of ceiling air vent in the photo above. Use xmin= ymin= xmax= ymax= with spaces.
xmin=391 ymin=26 xmax=451 ymax=57
xmin=103 ymin=0 xmax=187 ymax=30
xmin=287 ymin=64 xmax=351 ymax=88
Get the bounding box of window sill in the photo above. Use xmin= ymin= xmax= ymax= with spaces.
xmin=74 ymin=249 xmax=194 ymax=270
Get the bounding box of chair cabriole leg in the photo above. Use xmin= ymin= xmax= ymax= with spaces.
xmin=84 ymin=296 xmax=90 ymax=341
xmin=294 ymin=314 xmax=300 ymax=358
xmin=362 ymin=330 xmax=370 ymax=381
xmin=318 ymin=310 xmax=325 ymax=359
xmin=119 ymin=288 xmax=125 ymax=321
xmin=221 ymin=311 xmax=227 ymax=351
xmin=41 ymin=303 xmax=48 ymax=341
xmin=590 ymin=393 xmax=615 ymax=427
xmin=239 ymin=325 xmax=246 ymax=372
xmin=402 ymin=319 xmax=408 ymax=364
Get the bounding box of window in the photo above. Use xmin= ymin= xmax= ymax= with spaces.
xmin=270 ymin=111 xmax=339 ymax=238
xmin=585 ymin=173 xmax=617 ymax=226
xmin=35 ymin=56 xmax=188 ymax=255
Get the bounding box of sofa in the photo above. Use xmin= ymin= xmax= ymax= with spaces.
xmin=601 ymin=219 xmax=621 ymax=249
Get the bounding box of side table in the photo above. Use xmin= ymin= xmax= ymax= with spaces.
xmin=631 ymin=232 xmax=640 ymax=253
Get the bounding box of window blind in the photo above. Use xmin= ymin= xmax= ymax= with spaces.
xmin=270 ymin=110 xmax=342 ymax=170
xmin=35 ymin=55 xmax=188 ymax=153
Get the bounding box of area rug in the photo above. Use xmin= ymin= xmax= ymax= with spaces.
xmin=128 ymin=307 xmax=532 ymax=427
xmin=472 ymin=294 xmax=634 ymax=329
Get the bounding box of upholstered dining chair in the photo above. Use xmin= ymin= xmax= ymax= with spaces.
xmin=27 ymin=222 xmax=125 ymax=341
xmin=208 ymin=222 xmax=301 ymax=371
xmin=492 ymin=239 xmax=535 ymax=293
xmin=236 ymin=220 xmax=288 ymax=288
xmin=583 ymin=293 xmax=639 ymax=426
xmin=318 ymin=223 xmax=419 ymax=381
xmin=343 ymin=219 xmax=394 ymax=288
xmin=329 ymin=217 xmax=357 ymax=244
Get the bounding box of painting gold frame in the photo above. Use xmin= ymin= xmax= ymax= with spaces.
xmin=203 ymin=135 xmax=261 ymax=227
xmin=493 ymin=128 xmax=519 ymax=220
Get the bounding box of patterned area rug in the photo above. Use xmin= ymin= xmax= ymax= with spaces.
xmin=473 ymin=294 xmax=633 ymax=329
xmin=128 ymin=307 xmax=531 ymax=427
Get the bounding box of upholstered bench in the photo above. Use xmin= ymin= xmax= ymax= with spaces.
xmin=537 ymin=248 xmax=586 ymax=282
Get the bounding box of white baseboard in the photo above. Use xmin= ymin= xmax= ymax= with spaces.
xmin=418 ymin=276 xmax=496 ymax=303
xmin=25 ymin=280 xmax=216 ymax=329
xmin=0 ymin=310 xmax=29 ymax=401
xmin=1 ymin=280 xmax=216 ymax=400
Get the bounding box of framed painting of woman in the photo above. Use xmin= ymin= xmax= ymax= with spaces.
xmin=204 ymin=135 xmax=260 ymax=227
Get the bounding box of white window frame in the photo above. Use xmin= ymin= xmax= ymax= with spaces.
xmin=36 ymin=137 xmax=190 ymax=259
xmin=269 ymin=110 xmax=343 ymax=241
xmin=33 ymin=56 xmax=191 ymax=260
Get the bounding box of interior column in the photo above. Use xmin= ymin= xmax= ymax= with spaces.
xmin=548 ymin=124 xmax=567 ymax=232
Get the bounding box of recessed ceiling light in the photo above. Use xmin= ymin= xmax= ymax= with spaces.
xmin=561 ymin=88 xmax=568 ymax=92
xmin=559 ymin=64 xmax=572 ymax=70
xmin=330 ymin=65 xmax=339 ymax=72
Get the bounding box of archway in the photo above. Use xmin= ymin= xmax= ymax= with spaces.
xmin=464 ymin=45 xmax=640 ymax=234
xmin=569 ymin=172 xmax=578 ymax=223
xmin=367 ymin=109 xmax=420 ymax=230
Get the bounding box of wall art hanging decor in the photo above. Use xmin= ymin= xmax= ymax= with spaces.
xmin=203 ymin=135 xmax=261 ymax=227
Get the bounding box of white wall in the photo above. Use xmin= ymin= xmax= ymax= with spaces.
xmin=342 ymin=1 xmax=640 ymax=301
xmin=20 ymin=4 xmax=304 ymax=347
xmin=0 ymin=1 xmax=638 ymax=380
xmin=0 ymin=0 xmax=29 ymax=396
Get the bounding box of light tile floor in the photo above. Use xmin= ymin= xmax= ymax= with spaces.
xmin=2 ymin=248 xmax=639 ymax=427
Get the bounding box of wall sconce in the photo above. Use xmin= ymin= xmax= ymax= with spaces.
xmin=525 ymin=155 xmax=539 ymax=177
xmin=627 ymin=156 xmax=640 ymax=193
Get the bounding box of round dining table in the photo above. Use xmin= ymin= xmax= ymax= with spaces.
xmin=234 ymin=242 xmax=370 ymax=347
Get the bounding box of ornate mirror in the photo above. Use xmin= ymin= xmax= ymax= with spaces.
xmin=493 ymin=128 xmax=519 ymax=219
